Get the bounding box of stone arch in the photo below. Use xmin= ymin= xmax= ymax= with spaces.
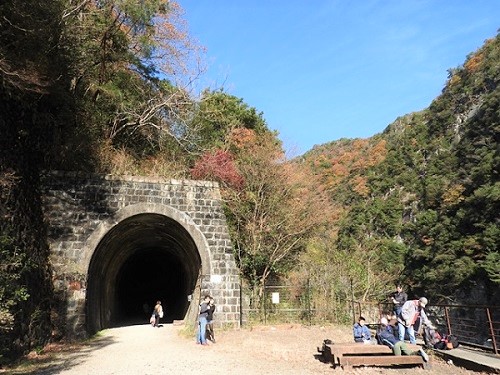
xmin=42 ymin=173 xmax=241 ymax=337
xmin=84 ymin=203 xmax=212 ymax=333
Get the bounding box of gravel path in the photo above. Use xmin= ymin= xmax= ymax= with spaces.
xmin=6 ymin=324 xmax=484 ymax=374
xmin=30 ymin=324 xmax=333 ymax=375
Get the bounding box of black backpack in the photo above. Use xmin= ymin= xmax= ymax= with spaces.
xmin=434 ymin=334 xmax=459 ymax=350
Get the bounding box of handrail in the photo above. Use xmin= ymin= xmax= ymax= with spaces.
xmin=432 ymin=303 xmax=500 ymax=309
xmin=486 ymin=308 xmax=498 ymax=356
xmin=347 ymin=300 xmax=499 ymax=356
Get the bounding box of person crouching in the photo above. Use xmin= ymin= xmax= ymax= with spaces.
xmin=353 ymin=316 xmax=372 ymax=343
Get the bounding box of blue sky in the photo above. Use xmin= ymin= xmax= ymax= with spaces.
xmin=180 ymin=1 xmax=499 ymax=155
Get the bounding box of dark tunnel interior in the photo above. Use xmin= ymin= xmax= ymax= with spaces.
xmin=86 ymin=213 xmax=202 ymax=333
xmin=115 ymin=248 xmax=189 ymax=325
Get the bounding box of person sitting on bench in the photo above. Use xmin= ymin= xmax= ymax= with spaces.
xmin=353 ymin=316 xmax=372 ymax=343
xmin=377 ymin=317 xmax=429 ymax=362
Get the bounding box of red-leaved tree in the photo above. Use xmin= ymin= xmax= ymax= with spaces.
xmin=190 ymin=149 xmax=244 ymax=189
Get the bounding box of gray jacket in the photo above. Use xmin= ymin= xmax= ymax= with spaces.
xmin=398 ymin=300 xmax=431 ymax=327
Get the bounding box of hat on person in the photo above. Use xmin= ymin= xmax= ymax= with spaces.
xmin=419 ymin=297 xmax=428 ymax=307
xmin=380 ymin=317 xmax=389 ymax=326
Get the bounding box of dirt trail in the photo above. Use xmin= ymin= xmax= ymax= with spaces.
xmin=5 ymin=324 xmax=483 ymax=375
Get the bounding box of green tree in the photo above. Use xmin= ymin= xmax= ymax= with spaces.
xmin=189 ymin=90 xmax=269 ymax=152
xmin=299 ymin=32 xmax=500 ymax=305
xmin=1 ymin=0 xmax=67 ymax=359
xmin=224 ymin=131 xmax=329 ymax=308
xmin=0 ymin=0 xmax=202 ymax=360
xmin=54 ymin=0 xmax=203 ymax=171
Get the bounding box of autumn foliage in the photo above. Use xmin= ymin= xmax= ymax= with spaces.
xmin=1 ymin=0 xmax=500 ymax=361
xmin=191 ymin=149 xmax=244 ymax=189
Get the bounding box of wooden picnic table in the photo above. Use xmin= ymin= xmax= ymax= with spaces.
xmin=322 ymin=342 xmax=427 ymax=370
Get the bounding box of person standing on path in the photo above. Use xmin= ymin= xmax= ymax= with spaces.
xmin=153 ymin=300 xmax=163 ymax=327
xmin=197 ymin=295 xmax=211 ymax=345
xmin=206 ymin=297 xmax=216 ymax=343
xmin=391 ymin=284 xmax=407 ymax=317
xmin=397 ymin=297 xmax=433 ymax=344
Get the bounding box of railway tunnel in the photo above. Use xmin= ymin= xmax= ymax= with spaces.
xmin=86 ymin=213 xmax=202 ymax=334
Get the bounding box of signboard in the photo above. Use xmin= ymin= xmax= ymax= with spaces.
xmin=272 ymin=292 xmax=280 ymax=304
xmin=210 ymin=274 xmax=222 ymax=284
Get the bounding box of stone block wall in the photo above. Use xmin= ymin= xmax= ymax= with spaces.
xmin=41 ymin=171 xmax=240 ymax=336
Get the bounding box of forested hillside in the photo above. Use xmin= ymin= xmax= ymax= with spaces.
xmin=298 ymin=32 xmax=500 ymax=307
xmin=0 ymin=0 xmax=498 ymax=363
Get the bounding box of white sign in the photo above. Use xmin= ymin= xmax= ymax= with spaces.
xmin=210 ymin=274 xmax=222 ymax=284
xmin=272 ymin=292 xmax=280 ymax=304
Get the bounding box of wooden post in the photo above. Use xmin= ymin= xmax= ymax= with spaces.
xmin=444 ymin=306 xmax=452 ymax=334
xmin=486 ymin=307 xmax=498 ymax=356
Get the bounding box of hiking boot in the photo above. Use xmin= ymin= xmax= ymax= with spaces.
xmin=419 ymin=348 xmax=429 ymax=362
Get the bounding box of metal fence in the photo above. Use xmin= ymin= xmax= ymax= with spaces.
xmin=245 ymin=285 xmax=312 ymax=325
xmin=349 ymin=300 xmax=499 ymax=355
xmin=242 ymin=284 xmax=354 ymax=326
xmin=432 ymin=304 xmax=499 ymax=355
xmin=241 ymin=285 xmax=499 ymax=356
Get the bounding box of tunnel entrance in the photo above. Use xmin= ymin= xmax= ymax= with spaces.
xmin=86 ymin=213 xmax=202 ymax=334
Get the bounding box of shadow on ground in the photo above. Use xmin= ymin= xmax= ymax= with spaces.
xmin=4 ymin=334 xmax=115 ymax=375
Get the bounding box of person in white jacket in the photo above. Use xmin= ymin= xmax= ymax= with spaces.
xmin=397 ymin=297 xmax=432 ymax=344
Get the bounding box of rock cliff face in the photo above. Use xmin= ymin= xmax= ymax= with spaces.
xmin=455 ymin=279 xmax=500 ymax=306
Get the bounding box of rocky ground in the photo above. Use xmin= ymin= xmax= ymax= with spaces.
xmin=2 ymin=323 xmax=485 ymax=374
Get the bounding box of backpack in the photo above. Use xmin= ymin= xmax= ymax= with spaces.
xmin=446 ymin=334 xmax=459 ymax=349
xmin=434 ymin=334 xmax=459 ymax=350
xmin=434 ymin=340 xmax=447 ymax=350
xmin=423 ymin=327 xmax=442 ymax=348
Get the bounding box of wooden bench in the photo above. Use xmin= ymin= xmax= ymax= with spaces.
xmin=322 ymin=342 xmax=427 ymax=370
